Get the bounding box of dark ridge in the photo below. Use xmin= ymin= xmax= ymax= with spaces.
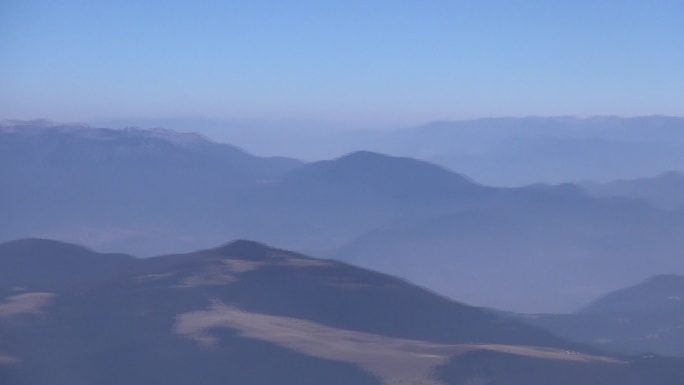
xmin=277 ymin=150 xmax=484 ymax=207
xmin=0 ymin=238 xmax=137 ymax=287
xmin=137 ymin=239 xmax=281 ymax=271
xmin=0 ymin=238 xmax=98 ymax=255
xmin=330 ymin=150 xmax=476 ymax=184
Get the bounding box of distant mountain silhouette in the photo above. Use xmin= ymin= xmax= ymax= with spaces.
xmin=2 ymin=239 xmax=683 ymax=385
xmin=384 ymin=116 xmax=684 ymax=186
xmin=582 ymin=171 xmax=684 ymax=210
xmin=521 ymin=275 xmax=684 ymax=357
xmin=257 ymin=150 xmax=489 ymax=210
xmin=0 ymin=120 xmax=301 ymax=178
xmin=281 ymin=150 xmax=479 ymax=202
xmin=135 ymin=116 xmax=684 ymax=186
xmin=236 ymin=151 xmax=499 ymax=251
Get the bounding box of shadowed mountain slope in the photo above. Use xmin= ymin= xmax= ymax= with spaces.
xmin=3 ymin=239 xmax=684 ymax=385
xmin=134 ymin=239 xmax=567 ymax=346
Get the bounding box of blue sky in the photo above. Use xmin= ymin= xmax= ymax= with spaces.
xmin=1 ymin=1 xmax=683 ymax=128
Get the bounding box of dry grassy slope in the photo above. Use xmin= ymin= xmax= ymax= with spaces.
xmin=2 ymin=239 xmax=684 ymax=385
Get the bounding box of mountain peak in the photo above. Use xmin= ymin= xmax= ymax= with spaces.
xmin=214 ymin=239 xmax=275 ymax=259
xmin=290 ymin=150 xmax=477 ymax=187
xmin=336 ymin=150 xmax=390 ymax=160
xmin=334 ymin=150 xmax=447 ymax=169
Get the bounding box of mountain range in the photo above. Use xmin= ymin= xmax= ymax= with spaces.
xmin=0 ymin=120 xmax=302 ymax=256
xmin=114 ymin=116 xmax=684 ymax=186
xmin=399 ymin=116 xmax=684 ymax=186
xmin=2 ymin=238 xmax=684 ymax=385
xmin=4 ymin=120 xmax=684 ymax=313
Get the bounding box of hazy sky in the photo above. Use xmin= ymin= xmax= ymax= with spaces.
xmin=2 ymin=1 xmax=683 ymax=128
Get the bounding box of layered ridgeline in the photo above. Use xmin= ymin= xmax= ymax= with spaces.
xmin=521 ymin=275 xmax=684 ymax=358
xmin=581 ymin=171 xmax=684 ymax=210
xmin=2 ymin=239 xmax=684 ymax=385
xmin=169 ymin=116 xmax=684 ymax=186
xmin=389 ymin=116 xmax=684 ymax=186
xmin=0 ymin=120 xmax=302 ymax=256
xmin=4 ymin=121 xmax=684 ymax=313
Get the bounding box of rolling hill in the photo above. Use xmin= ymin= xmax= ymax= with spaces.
xmin=3 ymin=239 xmax=684 ymax=385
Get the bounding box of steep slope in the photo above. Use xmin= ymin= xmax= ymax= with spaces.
xmin=523 ymin=275 xmax=684 ymax=357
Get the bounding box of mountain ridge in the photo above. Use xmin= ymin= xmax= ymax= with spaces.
xmin=5 ymin=121 xmax=684 ymax=313
xmin=520 ymin=275 xmax=684 ymax=357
